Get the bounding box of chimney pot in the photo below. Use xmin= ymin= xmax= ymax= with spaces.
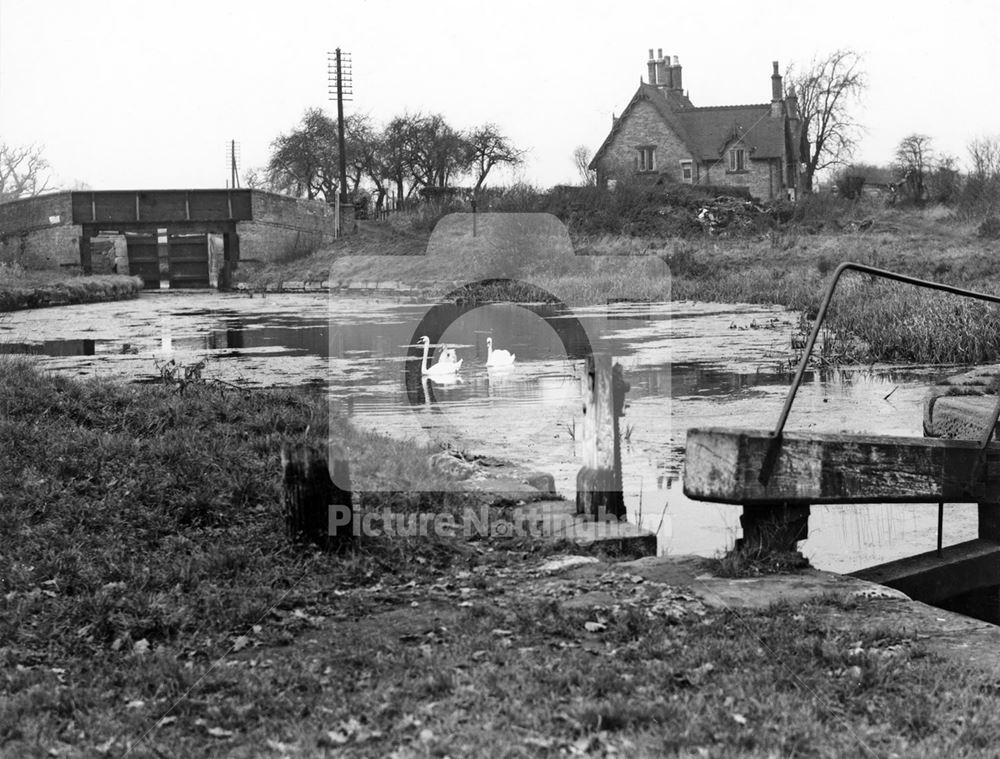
xmin=649 ymin=49 xmax=654 ymax=60
xmin=657 ymin=48 xmax=663 ymax=58
xmin=673 ymin=55 xmax=679 ymax=65
xmin=773 ymin=61 xmax=780 ymax=75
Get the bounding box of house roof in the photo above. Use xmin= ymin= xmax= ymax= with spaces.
xmin=679 ymin=104 xmax=786 ymax=160
xmin=590 ymin=83 xmax=788 ymax=169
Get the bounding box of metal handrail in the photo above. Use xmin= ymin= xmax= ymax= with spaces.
xmin=758 ymin=261 xmax=1000 ymax=486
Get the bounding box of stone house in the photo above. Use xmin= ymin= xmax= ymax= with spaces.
xmin=590 ymin=49 xmax=808 ymax=200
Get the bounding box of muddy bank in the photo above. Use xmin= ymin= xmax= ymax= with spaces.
xmin=0 ymin=274 xmax=143 ymax=312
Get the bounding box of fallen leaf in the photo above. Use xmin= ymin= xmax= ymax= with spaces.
xmin=206 ymin=726 xmax=234 ymax=738
xmin=584 ymin=621 xmax=607 ymax=633
xmin=125 ymin=700 xmax=145 ymax=710
xmin=232 ymin=635 xmax=250 ymax=652
xmin=132 ymin=639 xmax=149 ymax=655
xmin=732 ymin=713 xmax=747 ymax=725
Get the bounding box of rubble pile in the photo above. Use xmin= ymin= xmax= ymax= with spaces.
xmin=691 ymin=195 xmax=771 ymax=235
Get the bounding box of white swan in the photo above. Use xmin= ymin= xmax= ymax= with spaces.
xmin=486 ymin=337 xmax=515 ymax=367
xmin=419 ymin=336 xmax=462 ymax=376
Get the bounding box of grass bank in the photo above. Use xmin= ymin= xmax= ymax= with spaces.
xmin=4 ymin=360 xmax=1000 ymax=756
xmin=237 ymin=204 xmax=1000 ymax=365
xmin=0 ymin=263 xmax=143 ymax=312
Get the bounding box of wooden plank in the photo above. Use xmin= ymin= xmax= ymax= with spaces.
xmin=683 ymin=427 xmax=1000 ymax=505
xmin=851 ymin=539 xmax=1000 ymax=603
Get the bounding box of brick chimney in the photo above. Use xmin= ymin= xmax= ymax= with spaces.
xmin=671 ymin=55 xmax=683 ymax=93
xmin=647 ymin=49 xmax=656 ymax=84
xmin=771 ymin=61 xmax=783 ymax=117
xmin=655 ymin=49 xmax=672 ymax=88
xmin=786 ymin=85 xmax=798 ymax=120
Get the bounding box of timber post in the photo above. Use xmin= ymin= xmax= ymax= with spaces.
xmin=738 ymin=502 xmax=810 ymax=554
xmin=576 ymin=354 xmax=629 ymax=521
xmin=281 ymin=442 xmax=353 ymax=549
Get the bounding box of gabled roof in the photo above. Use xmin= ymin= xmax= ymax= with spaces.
xmin=590 ymin=84 xmax=789 ymax=169
xmin=679 ymin=104 xmax=786 ymax=160
xmin=590 ymin=83 xmax=698 ymax=168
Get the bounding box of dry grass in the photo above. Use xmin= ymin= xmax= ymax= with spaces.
xmin=0 ymin=263 xmax=142 ymax=312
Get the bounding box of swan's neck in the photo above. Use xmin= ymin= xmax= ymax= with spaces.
xmin=421 ymin=342 xmax=430 ymax=373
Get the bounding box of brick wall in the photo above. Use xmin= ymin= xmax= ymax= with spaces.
xmin=0 ymin=193 xmax=81 ymax=268
xmin=595 ymin=100 xmax=693 ymax=186
xmin=237 ymin=191 xmax=346 ymax=264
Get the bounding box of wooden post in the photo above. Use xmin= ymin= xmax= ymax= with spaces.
xmin=980 ymin=502 xmax=1000 ymax=543
xmin=576 ymin=354 xmax=628 ymax=521
xmin=219 ymin=231 xmax=238 ymax=292
xmin=738 ymin=502 xmax=810 ymax=554
xmin=975 ymin=501 xmax=1000 ymax=622
xmin=79 ymin=232 xmax=93 ymax=275
xmin=281 ymin=443 xmax=353 ymax=550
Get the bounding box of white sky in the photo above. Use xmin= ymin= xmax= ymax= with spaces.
xmin=1 ymin=0 xmax=998 ymax=191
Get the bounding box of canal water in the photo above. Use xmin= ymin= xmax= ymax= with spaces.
xmin=0 ymin=291 xmax=978 ymax=573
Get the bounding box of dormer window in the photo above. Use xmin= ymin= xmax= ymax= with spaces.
xmin=728 ymin=148 xmax=746 ymax=173
xmin=637 ymin=146 xmax=656 ymax=172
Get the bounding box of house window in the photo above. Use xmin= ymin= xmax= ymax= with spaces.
xmin=680 ymin=160 xmax=693 ymax=183
xmin=728 ymin=148 xmax=746 ymax=173
xmin=637 ymin=146 xmax=656 ymax=172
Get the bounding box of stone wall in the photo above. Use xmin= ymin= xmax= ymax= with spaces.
xmin=595 ymin=100 xmax=693 ymax=186
xmin=701 ymin=157 xmax=782 ymax=200
xmin=0 ymin=192 xmax=81 ymax=269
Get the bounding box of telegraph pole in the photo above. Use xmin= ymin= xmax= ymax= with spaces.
xmin=327 ymin=49 xmax=353 ymax=213
xmin=230 ymin=140 xmax=241 ymax=189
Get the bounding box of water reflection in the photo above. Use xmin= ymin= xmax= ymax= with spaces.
xmin=0 ymin=292 xmax=961 ymax=573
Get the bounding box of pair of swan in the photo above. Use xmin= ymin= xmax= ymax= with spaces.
xmin=418 ymin=335 xmax=515 ymax=377
xmin=419 ymin=336 xmax=463 ymax=377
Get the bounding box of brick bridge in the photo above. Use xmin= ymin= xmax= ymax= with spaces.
xmin=0 ymin=189 xmax=346 ymax=289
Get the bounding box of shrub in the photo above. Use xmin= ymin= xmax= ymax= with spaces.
xmin=979 ymin=215 xmax=1000 ymax=240
xmin=792 ymin=192 xmax=855 ymax=228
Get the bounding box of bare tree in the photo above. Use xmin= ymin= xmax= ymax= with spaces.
xmin=572 ymin=145 xmax=596 ymax=186
xmin=968 ymin=135 xmax=1000 ymax=181
xmin=0 ymin=142 xmax=53 ymax=202
xmin=266 ymin=108 xmax=340 ymax=201
xmin=407 ymin=113 xmax=468 ymax=191
xmin=380 ymin=114 xmax=420 ymax=205
xmin=964 ymin=135 xmax=1000 ymax=214
xmin=466 ymin=124 xmax=524 ymax=194
xmin=785 ymin=49 xmax=866 ymax=193
xmin=895 ymin=133 xmax=934 ymax=203
xmin=342 ymin=115 xmax=367 ymax=196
